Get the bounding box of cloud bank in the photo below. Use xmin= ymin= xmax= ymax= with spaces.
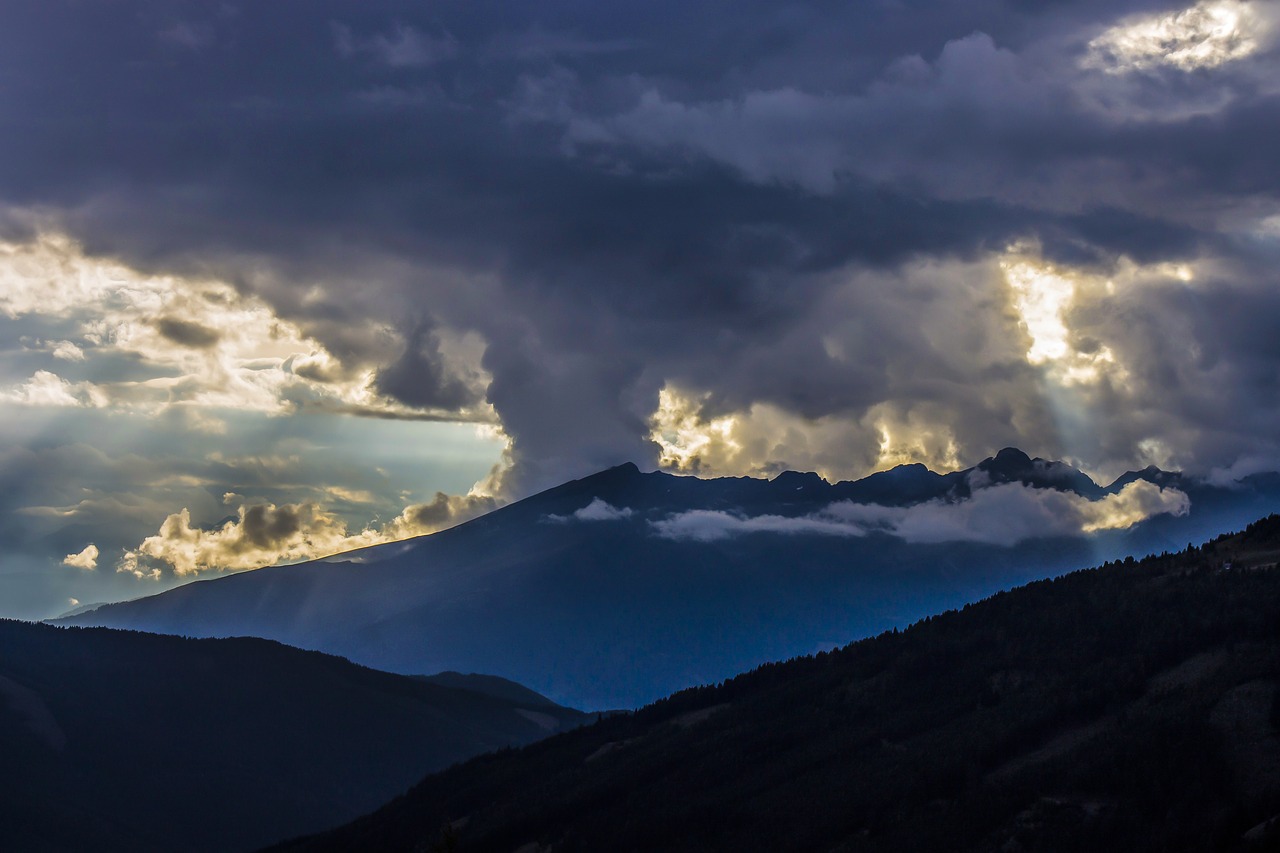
xmin=652 ymin=481 xmax=1191 ymax=545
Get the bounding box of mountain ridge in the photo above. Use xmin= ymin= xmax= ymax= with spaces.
xmin=58 ymin=449 xmax=1280 ymax=708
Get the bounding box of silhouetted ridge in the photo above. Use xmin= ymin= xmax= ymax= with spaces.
xmin=991 ymin=446 xmax=1033 ymax=468
xmin=972 ymin=447 xmax=1103 ymax=498
xmin=833 ymin=462 xmax=956 ymax=505
xmin=1107 ymin=465 xmax=1186 ymax=493
xmin=0 ymin=623 xmax=590 ymax=853
xmin=770 ymin=470 xmax=828 ymax=489
xmin=417 ymin=672 xmax=561 ymax=708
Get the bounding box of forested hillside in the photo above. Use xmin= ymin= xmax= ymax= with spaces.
xmin=276 ymin=517 xmax=1280 ymax=852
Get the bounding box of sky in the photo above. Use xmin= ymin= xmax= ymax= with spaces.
xmin=1 ymin=0 xmax=1279 ymax=619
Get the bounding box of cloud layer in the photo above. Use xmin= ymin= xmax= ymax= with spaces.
xmin=652 ymin=481 xmax=1191 ymax=545
xmin=0 ymin=0 xmax=1279 ymax=613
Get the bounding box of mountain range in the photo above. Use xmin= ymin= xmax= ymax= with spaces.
xmin=272 ymin=516 xmax=1280 ymax=852
xmin=0 ymin=621 xmax=589 ymax=852
xmin=59 ymin=449 xmax=1280 ymax=709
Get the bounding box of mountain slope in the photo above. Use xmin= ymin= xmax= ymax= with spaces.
xmin=272 ymin=517 xmax=1280 ymax=853
xmin=60 ymin=452 xmax=1280 ymax=709
xmin=0 ymin=622 xmax=589 ymax=853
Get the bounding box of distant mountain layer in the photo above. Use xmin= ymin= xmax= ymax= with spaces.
xmin=60 ymin=450 xmax=1280 ymax=709
xmin=272 ymin=517 xmax=1280 ymax=853
xmin=0 ymin=622 xmax=589 ymax=853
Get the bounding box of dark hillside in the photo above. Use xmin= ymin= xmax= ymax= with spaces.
xmin=275 ymin=517 xmax=1280 ymax=853
xmin=0 ymin=623 xmax=589 ymax=853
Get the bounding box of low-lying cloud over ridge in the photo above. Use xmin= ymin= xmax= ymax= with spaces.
xmin=652 ymin=481 xmax=1191 ymax=545
xmin=546 ymin=498 xmax=635 ymax=524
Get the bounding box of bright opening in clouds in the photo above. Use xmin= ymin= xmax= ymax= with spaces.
xmin=1003 ymin=256 xmax=1077 ymax=366
xmin=1000 ymin=250 xmax=1131 ymax=387
xmin=1085 ymin=1 xmax=1265 ymax=73
xmin=649 ymin=387 xmax=742 ymax=474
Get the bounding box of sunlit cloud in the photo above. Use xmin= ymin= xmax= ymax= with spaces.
xmin=2 ymin=370 xmax=106 ymax=407
xmin=1084 ymin=1 xmax=1266 ymax=74
xmin=871 ymin=409 xmax=964 ymax=474
xmin=40 ymin=340 xmax=86 ymax=361
xmin=62 ymin=544 xmax=99 ymax=570
xmin=0 ymin=233 xmax=495 ymax=422
xmin=652 ymin=480 xmax=1190 ymax=545
xmin=649 ymin=386 xmax=740 ymax=473
xmin=119 ymin=503 xmax=371 ymax=578
xmin=1002 ymin=258 xmax=1075 ymax=365
xmin=649 ymin=384 xmax=971 ymax=482
xmin=648 ymin=385 xmax=874 ymax=480
xmin=1001 ymin=249 xmax=1136 ymax=388
xmin=117 ymin=489 xmax=498 ymax=579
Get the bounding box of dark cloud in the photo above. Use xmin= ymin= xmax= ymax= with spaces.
xmin=401 ymin=492 xmax=497 ymax=529
xmin=0 ymin=0 xmax=1277 ymax=497
xmin=374 ymin=322 xmax=485 ymax=411
xmin=238 ymin=503 xmax=302 ymax=550
xmin=154 ymin=317 xmax=221 ymax=349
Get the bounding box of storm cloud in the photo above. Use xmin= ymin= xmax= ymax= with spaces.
xmin=0 ymin=0 xmax=1278 ymax=613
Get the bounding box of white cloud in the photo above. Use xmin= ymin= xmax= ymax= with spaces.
xmin=62 ymin=544 xmax=99 ymax=570
xmin=546 ymin=497 xmax=634 ymax=523
xmin=652 ymin=481 xmax=1190 ymax=545
xmin=49 ymin=340 xmax=85 ymax=361
xmin=574 ymin=498 xmax=634 ymax=521
xmin=2 ymin=371 xmax=105 ymax=408
xmin=650 ymin=509 xmax=862 ymax=542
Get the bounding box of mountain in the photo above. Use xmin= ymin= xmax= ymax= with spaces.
xmin=417 ymin=671 xmax=562 ymax=708
xmin=59 ymin=451 xmax=1280 ymax=709
xmin=0 ymin=621 xmax=589 ymax=853
xmin=272 ymin=517 xmax=1280 ymax=853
